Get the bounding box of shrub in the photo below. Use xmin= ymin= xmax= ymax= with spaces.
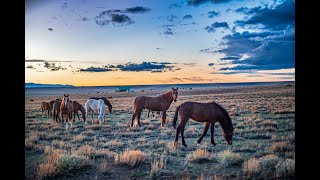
xmin=243 ymin=158 xmax=261 ymax=175
xmin=217 ymin=150 xmax=242 ymax=167
xmin=275 ymin=159 xmax=295 ymax=177
xmin=114 ymin=149 xmax=146 ymax=167
xmin=187 ymin=149 xmax=211 ymax=163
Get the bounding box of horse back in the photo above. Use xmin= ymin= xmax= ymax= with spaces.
xmin=180 ymin=102 xmax=224 ymax=122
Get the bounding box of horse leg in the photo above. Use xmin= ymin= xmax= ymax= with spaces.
xmin=197 ymin=122 xmax=210 ymax=144
xmin=148 ymin=110 xmax=150 ymax=118
xmin=174 ymin=116 xmax=188 ymax=148
xmin=161 ymin=110 xmax=166 ymax=127
xmin=77 ymin=112 xmax=80 ymax=121
xmin=69 ymin=113 xmax=73 ymax=128
xmin=73 ymin=111 xmax=76 ymax=122
xmin=131 ymin=111 xmax=138 ymax=127
xmin=181 ymin=123 xmax=187 ymax=147
xmin=210 ymin=122 xmax=216 ymax=146
xmin=137 ymin=110 xmax=142 ymax=127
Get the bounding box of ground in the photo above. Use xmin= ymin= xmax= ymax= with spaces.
xmin=25 ymin=83 xmax=295 ymax=179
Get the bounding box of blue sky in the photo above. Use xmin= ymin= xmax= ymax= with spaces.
xmin=25 ymin=0 xmax=295 ymax=86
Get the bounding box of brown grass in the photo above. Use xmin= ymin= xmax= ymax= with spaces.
xmin=270 ymin=142 xmax=293 ymax=152
xmin=217 ymin=150 xmax=242 ymax=167
xmin=76 ymin=144 xmax=95 ymax=157
xmin=243 ymin=158 xmax=261 ymax=175
xmin=114 ymin=149 xmax=146 ymax=167
xmin=187 ymin=149 xmax=211 ymax=163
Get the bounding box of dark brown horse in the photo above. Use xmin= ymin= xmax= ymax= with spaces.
xmin=52 ymin=100 xmax=61 ymax=123
xmin=89 ymin=97 xmax=112 ymax=113
xmin=60 ymin=94 xmax=74 ymax=129
xmin=172 ymin=101 xmax=234 ymax=147
xmin=131 ymin=88 xmax=178 ymax=128
xmin=41 ymin=102 xmax=51 ymax=117
xmin=49 ymin=99 xmax=61 ymax=116
xmin=72 ymin=100 xmax=86 ymax=122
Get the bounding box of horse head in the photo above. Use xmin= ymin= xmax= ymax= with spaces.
xmin=223 ymin=125 xmax=234 ymax=145
xmin=171 ymin=87 xmax=179 ymax=102
xmin=63 ymin=94 xmax=70 ymax=108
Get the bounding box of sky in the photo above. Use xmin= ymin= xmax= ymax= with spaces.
xmin=25 ymin=0 xmax=295 ymax=86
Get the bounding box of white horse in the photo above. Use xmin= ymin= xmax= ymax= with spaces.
xmin=85 ymin=99 xmax=106 ymax=125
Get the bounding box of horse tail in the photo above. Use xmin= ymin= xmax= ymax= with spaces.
xmin=172 ymin=105 xmax=180 ymax=129
xmin=215 ymin=103 xmax=233 ymax=131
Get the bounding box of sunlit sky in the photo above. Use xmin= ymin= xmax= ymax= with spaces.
xmin=25 ymin=0 xmax=295 ymax=86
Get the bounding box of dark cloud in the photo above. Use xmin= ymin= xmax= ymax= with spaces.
xmin=208 ymin=11 xmax=219 ymax=18
xmin=234 ymin=7 xmax=249 ymax=13
xmin=124 ymin=6 xmax=151 ymax=13
xmin=163 ymin=27 xmax=175 ymax=35
xmin=119 ymin=62 xmax=171 ymax=72
xmin=48 ymin=28 xmax=53 ymax=31
xmin=265 ymin=72 xmax=295 ymax=76
xmin=186 ymin=0 xmax=232 ymax=6
xmin=199 ymin=48 xmax=215 ymax=53
xmin=110 ymin=13 xmax=134 ymax=25
xmin=81 ymin=17 xmax=89 ymax=22
xmin=205 ymin=22 xmax=229 ymax=33
xmin=43 ymin=62 xmax=66 ymax=71
xmin=183 ymin=63 xmax=197 ymax=66
xmin=26 ymin=65 xmax=35 ymax=69
xmin=182 ymin=15 xmax=193 ymax=21
xmin=235 ymin=0 xmax=295 ymax=30
xmin=94 ymin=11 xmax=111 ymax=26
xmin=208 ymin=63 xmax=214 ymax=66
xmin=226 ymin=8 xmax=232 ymax=12
xmin=169 ymin=3 xmax=183 ymax=9
xmin=80 ymin=66 xmax=112 ymax=72
xmin=167 ymin=15 xmax=178 ymax=22
xmin=220 ymin=56 xmax=241 ymax=60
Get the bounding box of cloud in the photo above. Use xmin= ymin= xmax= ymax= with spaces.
xmin=169 ymin=3 xmax=183 ymax=9
xmin=186 ymin=0 xmax=232 ymax=6
xmin=48 ymin=28 xmax=53 ymax=31
xmin=183 ymin=63 xmax=197 ymax=66
xmin=110 ymin=14 xmax=134 ymax=25
xmin=220 ymin=56 xmax=241 ymax=60
xmin=205 ymin=22 xmax=229 ymax=32
xmin=199 ymin=48 xmax=215 ymax=53
xmin=182 ymin=15 xmax=193 ymax=21
xmin=235 ymin=7 xmax=249 ymax=13
xmin=235 ymin=0 xmax=295 ymax=30
xmin=208 ymin=11 xmax=219 ymax=18
xmin=119 ymin=62 xmax=172 ymax=72
xmin=167 ymin=15 xmax=178 ymax=22
xmin=43 ymin=62 xmax=66 ymax=71
xmin=79 ymin=66 xmax=112 ymax=72
xmin=124 ymin=6 xmax=151 ymax=13
xmin=208 ymin=63 xmax=214 ymax=66
xmin=163 ymin=27 xmax=175 ymax=35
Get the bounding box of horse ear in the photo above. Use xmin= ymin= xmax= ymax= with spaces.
xmin=172 ymin=88 xmax=174 ymax=90
xmin=176 ymin=87 xmax=178 ymax=90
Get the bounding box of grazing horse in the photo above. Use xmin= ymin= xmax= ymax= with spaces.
xmin=89 ymin=97 xmax=112 ymax=113
xmin=41 ymin=102 xmax=51 ymax=118
xmin=172 ymin=101 xmax=234 ymax=147
xmin=72 ymin=101 xmax=86 ymax=123
xmin=60 ymin=94 xmax=74 ymax=129
xmin=52 ymin=101 xmax=62 ymax=123
xmin=85 ymin=99 xmax=106 ymax=125
xmin=131 ymin=88 xmax=178 ymax=128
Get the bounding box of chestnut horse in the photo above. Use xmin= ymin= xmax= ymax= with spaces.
xmin=52 ymin=100 xmax=61 ymax=123
xmin=131 ymin=88 xmax=178 ymax=128
xmin=41 ymin=102 xmax=51 ymax=117
xmin=60 ymin=94 xmax=74 ymax=129
xmin=72 ymin=101 xmax=86 ymax=122
xmin=172 ymin=101 xmax=234 ymax=147
xmin=89 ymin=97 xmax=112 ymax=113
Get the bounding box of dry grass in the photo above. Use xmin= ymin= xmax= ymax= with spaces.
xmin=37 ymin=161 xmax=57 ymax=179
xmin=114 ymin=149 xmax=146 ymax=167
xmin=100 ymin=158 xmax=108 ymax=171
xmin=217 ymin=150 xmax=242 ymax=167
xmin=187 ymin=149 xmax=212 ymax=163
xmin=150 ymin=155 xmax=166 ymax=178
xmin=243 ymin=158 xmax=261 ymax=175
xmin=76 ymin=144 xmax=95 ymax=157
xmin=270 ymin=142 xmax=293 ymax=152
xmin=275 ymin=159 xmax=295 ymax=177
xmin=259 ymin=154 xmax=279 ymax=168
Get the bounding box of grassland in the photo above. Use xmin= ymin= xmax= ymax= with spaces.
xmin=25 ymin=83 xmax=295 ymax=179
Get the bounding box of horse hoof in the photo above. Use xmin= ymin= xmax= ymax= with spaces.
xmin=212 ymin=143 xmax=216 ymax=146
xmin=183 ymin=144 xmax=187 ymax=147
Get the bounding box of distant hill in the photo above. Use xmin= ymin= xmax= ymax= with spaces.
xmin=25 ymin=83 xmax=75 ymax=88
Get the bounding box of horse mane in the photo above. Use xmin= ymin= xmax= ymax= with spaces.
xmin=213 ymin=102 xmax=234 ymax=132
xmin=89 ymin=97 xmax=112 ymax=109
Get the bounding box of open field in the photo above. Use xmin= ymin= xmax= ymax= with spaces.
xmin=25 ymin=83 xmax=295 ymax=179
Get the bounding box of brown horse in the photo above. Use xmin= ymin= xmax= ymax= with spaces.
xmin=60 ymin=94 xmax=74 ymax=129
xmin=49 ymin=99 xmax=61 ymax=116
xmin=131 ymin=88 xmax=178 ymax=128
xmin=52 ymin=100 xmax=62 ymax=123
xmin=172 ymin=101 xmax=234 ymax=147
xmin=89 ymin=97 xmax=112 ymax=113
xmin=41 ymin=102 xmax=51 ymax=117
xmin=72 ymin=100 xmax=86 ymax=122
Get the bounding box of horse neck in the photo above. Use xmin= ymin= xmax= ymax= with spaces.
xmin=219 ymin=118 xmax=232 ymax=134
xmin=162 ymin=91 xmax=173 ymax=104
xmin=104 ymin=99 xmax=112 ymax=108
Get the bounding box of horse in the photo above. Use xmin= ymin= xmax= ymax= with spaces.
xmin=60 ymin=94 xmax=74 ymax=129
xmin=52 ymin=101 xmax=62 ymax=123
xmin=72 ymin=100 xmax=86 ymax=123
xmin=85 ymin=99 xmax=106 ymax=125
xmin=49 ymin=99 xmax=60 ymax=116
xmin=131 ymin=88 xmax=178 ymax=128
xmin=172 ymin=101 xmax=234 ymax=147
xmin=89 ymin=97 xmax=112 ymax=113
xmin=41 ymin=102 xmax=51 ymax=118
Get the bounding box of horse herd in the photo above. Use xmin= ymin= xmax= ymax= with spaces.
xmin=40 ymin=88 xmax=234 ymax=147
